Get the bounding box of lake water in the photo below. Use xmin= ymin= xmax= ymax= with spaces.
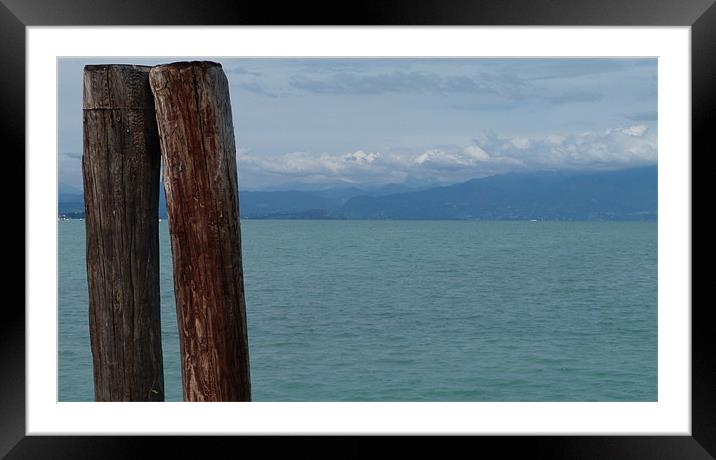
xmin=59 ymin=219 xmax=657 ymax=401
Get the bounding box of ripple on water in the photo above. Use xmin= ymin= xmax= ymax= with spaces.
xmin=59 ymin=220 xmax=657 ymax=401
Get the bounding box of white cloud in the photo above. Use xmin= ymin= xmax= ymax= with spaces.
xmin=415 ymin=145 xmax=490 ymax=167
xmin=345 ymin=150 xmax=380 ymax=164
xmin=615 ymin=124 xmax=649 ymax=137
xmin=462 ymin=145 xmax=491 ymax=161
xmin=510 ymin=138 xmax=531 ymax=149
xmin=416 ymin=149 xmax=467 ymax=166
xmin=546 ymin=135 xmax=566 ymax=145
xmin=236 ymin=124 xmax=657 ymax=188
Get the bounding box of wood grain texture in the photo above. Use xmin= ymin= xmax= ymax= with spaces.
xmin=82 ymin=64 xmax=164 ymax=401
xmin=149 ymin=61 xmax=251 ymax=401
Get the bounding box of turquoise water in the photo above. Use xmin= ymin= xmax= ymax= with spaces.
xmin=59 ymin=219 xmax=657 ymax=401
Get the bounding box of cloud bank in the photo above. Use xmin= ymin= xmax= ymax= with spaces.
xmin=236 ymin=124 xmax=656 ymax=188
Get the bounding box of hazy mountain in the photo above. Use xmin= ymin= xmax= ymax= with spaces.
xmin=341 ymin=166 xmax=657 ymax=220
xmin=59 ymin=166 xmax=657 ymax=221
xmin=243 ymin=180 xmax=360 ymax=192
xmin=58 ymin=182 xmax=84 ymax=214
xmin=239 ymin=191 xmax=339 ymax=218
xmin=59 ymin=182 xmax=82 ymax=195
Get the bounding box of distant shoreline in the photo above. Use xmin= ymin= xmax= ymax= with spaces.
xmin=59 ymin=166 xmax=657 ymax=222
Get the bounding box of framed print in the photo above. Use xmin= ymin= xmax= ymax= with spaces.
xmin=7 ymin=0 xmax=708 ymax=457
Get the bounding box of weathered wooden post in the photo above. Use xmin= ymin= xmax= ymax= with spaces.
xmin=149 ymin=61 xmax=251 ymax=401
xmin=82 ymin=65 xmax=164 ymax=401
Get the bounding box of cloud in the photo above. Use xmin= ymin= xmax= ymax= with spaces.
xmin=510 ymin=138 xmax=531 ymax=150
xmin=224 ymin=66 xmax=262 ymax=77
xmin=625 ymin=111 xmax=658 ymax=121
xmin=416 ymin=145 xmax=491 ymax=167
xmin=233 ymin=81 xmax=288 ymax=98
xmin=237 ymin=149 xmax=400 ymax=185
xmin=451 ymin=101 xmax=523 ymax=112
xmin=63 ymin=152 xmax=82 ymax=160
xmin=289 ymin=71 xmax=527 ymax=96
xmin=345 ymin=150 xmax=379 ymax=164
xmin=613 ymin=125 xmax=649 ymax=137
xmin=236 ymin=124 xmax=657 ymax=187
xmin=526 ymin=59 xmax=655 ymax=80
xmin=545 ymin=91 xmax=604 ymax=104
xmin=463 ymin=145 xmax=491 ymax=161
xmin=507 ymin=125 xmax=656 ymax=168
xmin=221 ymin=59 xmax=654 ymax=118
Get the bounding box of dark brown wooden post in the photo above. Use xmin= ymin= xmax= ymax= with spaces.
xmin=82 ymin=64 xmax=164 ymax=401
xmin=149 ymin=61 xmax=251 ymax=401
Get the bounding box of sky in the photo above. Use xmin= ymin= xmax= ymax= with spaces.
xmin=58 ymin=58 xmax=657 ymax=192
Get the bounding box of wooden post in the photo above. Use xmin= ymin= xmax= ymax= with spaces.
xmin=149 ymin=61 xmax=251 ymax=401
xmin=82 ymin=65 xmax=164 ymax=401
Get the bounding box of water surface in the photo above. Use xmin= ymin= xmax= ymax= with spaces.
xmin=59 ymin=220 xmax=657 ymax=401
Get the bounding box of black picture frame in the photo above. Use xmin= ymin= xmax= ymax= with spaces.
xmin=6 ymin=0 xmax=707 ymax=457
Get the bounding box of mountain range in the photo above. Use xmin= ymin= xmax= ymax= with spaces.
xmin=59 ymin=165 xmax=657 ymax=221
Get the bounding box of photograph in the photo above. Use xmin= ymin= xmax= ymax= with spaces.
xmin=8 ymin=3 xmax=705 ymax=453
xmin=58 ymin=57 xmax=658 ymax=403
